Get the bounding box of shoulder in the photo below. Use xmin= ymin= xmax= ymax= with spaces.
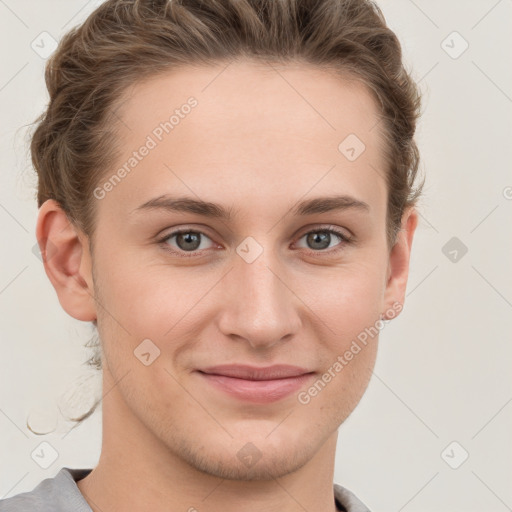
xmin=334 ymin=482 xmax=371 ymax=512
xmin=0 ymin=467 xmax=93 ymax=511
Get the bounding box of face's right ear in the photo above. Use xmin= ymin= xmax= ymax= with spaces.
xmin=35 ymin=199 xmax=97 ymax=322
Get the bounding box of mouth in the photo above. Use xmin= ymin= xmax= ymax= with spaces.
xmin=195 ymin=364 xmax=316 ymax=403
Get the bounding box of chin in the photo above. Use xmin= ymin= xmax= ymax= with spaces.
xmin=182 ymin=441 xmax=313 ymax=481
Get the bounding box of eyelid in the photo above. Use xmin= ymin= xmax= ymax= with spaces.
xmin=295 ymin=223 xmax=352 ymax=240
xmin=157 ymin=224 xmax=216 ymax=242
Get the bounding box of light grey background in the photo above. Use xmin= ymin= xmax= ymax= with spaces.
xmin=1 ymin=1 xmax=511 ymax=511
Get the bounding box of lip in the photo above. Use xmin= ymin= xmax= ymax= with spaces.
xmin=196 ymin=364 xmax=315 ymax=403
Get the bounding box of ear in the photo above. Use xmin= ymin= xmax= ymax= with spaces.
xmin=35 ymin=199 xmax=97 ymax=322
xmin=382 ymin=206 xmax=419 ymax=319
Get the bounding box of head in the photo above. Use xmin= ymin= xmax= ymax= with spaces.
xmin=33 ymin=0 xmax=422 ymax=480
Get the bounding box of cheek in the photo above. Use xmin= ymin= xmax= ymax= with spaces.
xmin=94 ymin=246 xmax=189 ymax=333
xmin=304 ymin=261 xmax=387 ymax=339
xmin=93 ymin=253 xmax=210 ymax=370
xmin=319 ymin=348 xmax=377 ymax=423
xmin=301 ymin=299 xmax=380 ymax=420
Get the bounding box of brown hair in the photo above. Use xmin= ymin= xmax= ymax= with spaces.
xmin=29 ymin=0 xmax=424 ymax=410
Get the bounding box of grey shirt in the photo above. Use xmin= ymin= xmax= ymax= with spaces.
xmin=0 ymin=467 xmax=371 ymax=511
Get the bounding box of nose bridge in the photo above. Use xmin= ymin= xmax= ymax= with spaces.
xmin=217 ymin=238 xmax=300 ymax=347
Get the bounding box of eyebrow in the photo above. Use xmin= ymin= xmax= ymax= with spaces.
xmin=131 ymin=194 xmax=370 ymax=220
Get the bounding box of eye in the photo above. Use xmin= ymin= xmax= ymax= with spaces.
xmin=157 ymin=225 xmax=352 ymax=258
xmin=295 ymin=227 xmax=351 ymax=254
xmin=159 ymin=229 xmax=215 ymax=256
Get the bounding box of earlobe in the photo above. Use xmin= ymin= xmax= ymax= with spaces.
xmin=35 ymin=199 xmax=97 ymax=322
xmin=382 ymin=207 xmax=419 ymax=319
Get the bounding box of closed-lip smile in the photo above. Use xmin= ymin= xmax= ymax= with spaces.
xmin=196 ymin=364 xmax=315 ymax=403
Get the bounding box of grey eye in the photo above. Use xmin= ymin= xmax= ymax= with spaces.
xmin=296 ymin=230 xmax=346 ymax=251
xmin=175 ymin=232 xmax=202 ymax=251
xmin=305 ymin=231 xmax=332 ymax=250
xmin=163 ymin=230 xmax=214 ymax=253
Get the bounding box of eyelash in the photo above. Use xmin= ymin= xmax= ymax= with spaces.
xmin=157 ymin=225 xmax=353 ymax=258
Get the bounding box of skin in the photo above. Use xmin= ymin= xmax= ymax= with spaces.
xmin=37 ymin=60 xmax=418 ymax=512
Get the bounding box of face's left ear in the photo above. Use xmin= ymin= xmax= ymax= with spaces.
xmin=35 ymin=199 xmax=97 ymax=322
xmin=382 ymin=206 xmax=419 ymax=319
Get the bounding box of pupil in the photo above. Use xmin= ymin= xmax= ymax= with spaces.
xmin=178 ymin=232 xmax=200 ymax=251
xmin=308 ymin=232 xmax=330 ymax=250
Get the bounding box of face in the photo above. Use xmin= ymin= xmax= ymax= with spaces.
xmin=50 ymin=60 xmax=416 ymax=481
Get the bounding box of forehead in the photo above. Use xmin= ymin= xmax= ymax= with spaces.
xmin=115 ymin=59 xmax=382 ymax=146
xmin=99 ymin=60 xmax=387 ymax=223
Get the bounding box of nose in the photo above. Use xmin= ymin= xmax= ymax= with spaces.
xmin=216 ymin=246 xmax=302 ymax=350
